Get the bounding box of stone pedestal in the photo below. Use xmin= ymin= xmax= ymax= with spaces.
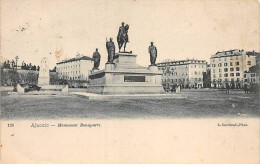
xmin=37 ymin=57 xmax=68 ymax=94
xmin=61 ymin=85 xmax=69 ymax=93
xmin=105 ymin=63 xmax=115 ymax=70
xmin=87 ymin=52 xmax=164 ymax=94
xmin=148 ymin=65 xmax=158 ymax=72
xmin=176 ymin=85 xmax=181 ymax=93
xmin=17 ymin=84 xmax=25 ymax=93
xmin=38 ymin=57 xmax=50 ymax=86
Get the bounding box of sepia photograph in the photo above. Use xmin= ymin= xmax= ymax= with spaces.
xmin=0 ymin=0 xmax=259 ymax=164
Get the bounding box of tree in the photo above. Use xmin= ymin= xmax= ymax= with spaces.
xmin=26 ymin=71 xmax=38 ymax=85
xmin=31 ymin=65 xmax=36 ymax=70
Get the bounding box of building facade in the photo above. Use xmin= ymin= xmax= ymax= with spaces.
xmin=210 ymin=49 xmax=257 ymax=88
xmin=243 ymin=53 xmax=260 ymax=84
xmin=56 ymin=53 xmax=93 ymax=85
xmin=157 ymin=59 xmax=207 ymax=89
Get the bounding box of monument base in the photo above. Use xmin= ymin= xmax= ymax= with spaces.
xmin=39 ymin=85 xmax=68 ymax=93
xmin=105 ymin=63 xmax=115 ymax=70
xmin=87 ymin=84 xmax=164 ymax=95
xmin=87 ymin=52 xmax=164 ymax=95
xmin=148 ymin=65 xmax=158 ymax=72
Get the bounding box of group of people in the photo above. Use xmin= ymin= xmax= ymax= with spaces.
xmin=226 ymin=83 xmax=259 ymax=94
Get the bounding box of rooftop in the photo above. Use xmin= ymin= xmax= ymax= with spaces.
xmin=157 ymin=59 xmax=207 ymax=66
xmin=57 ymin=55 xmax=93 ymax=65
xmin=211 ymin=49 xmax=243 ymax=58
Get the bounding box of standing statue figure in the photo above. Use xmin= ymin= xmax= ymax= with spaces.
xmin=148 ymin=42 xmax=157 ymax=65
xmin=106 ymin=38 xmax=115 ymax=63
xmin=117 ymin=22 xmax=129 ymax=52
xmin=92 ymin=48 xmax=101 ymax=70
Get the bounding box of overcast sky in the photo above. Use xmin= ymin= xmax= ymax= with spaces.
xmin=1 ymin=0 xmax=259 ymax=69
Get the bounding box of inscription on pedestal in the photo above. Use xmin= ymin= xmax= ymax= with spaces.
xmin=124 ymin=76 xmax=145 ymax=82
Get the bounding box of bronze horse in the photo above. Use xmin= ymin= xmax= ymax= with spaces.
xmin=117 ymin=24 xmax=129 ymax=52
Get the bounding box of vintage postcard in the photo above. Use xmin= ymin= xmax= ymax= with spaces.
xmin=0 ymin=0 xmax=259 ymax=164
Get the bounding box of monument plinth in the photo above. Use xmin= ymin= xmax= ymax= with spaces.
xmin=36 ymin=57 xmax=68 ymax=94
xmin=87 ymin=52 xmax=164 ymax=95
xmin=38 ymin=57 xmax=50 ymax=86
xmin=105 ymin=63 xmax=115 ymax=70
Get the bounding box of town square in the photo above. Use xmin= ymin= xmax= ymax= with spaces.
xmin=1 ymin=0 xmax=260 ymax=164
xmin=1 ymin=17 xmax=260 ymax=119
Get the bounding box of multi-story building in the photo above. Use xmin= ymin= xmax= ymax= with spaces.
xmin=56 ymin=53 xmax=93 ymax=82
xmin=243 ymin=53 xmax=260 ymax=84
xmin=210 ymin=49 xmax=257 ymax=88
xmin=157 ymin=59 xmax=207 ymax=89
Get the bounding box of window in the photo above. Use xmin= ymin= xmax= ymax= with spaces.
xmin=251 ymin=73 xmax=255 ymax=77
xmin=194 ymin=65 xmax=196 ymax=68
xmin=212 ymin=64 xmax=216 ymax=67
xmin=224 ymin=73 xmax=228 ymax=77
xmin=230 ymin=68 xmax=234 ymax=71
xmin=247 ymin=61 xmax=251 ymax=65
xmin=230 ymin=62 xmax=233 ymax=66
xmin=219 ymin=74 xmax=222 ymax=77
xmin=198 ymin=78 xmax=201 ymax=81
xmin=195 ymin=78 xmax=197 ymax=81
xmin=218 ymin=63 xmax=222 ymax=67
xmin=213 ymin=69 xmax=215 ymax=73
xmin=244 ymin=74 xmax=247 ymax=78
xmin=236 ymin=67 xmax=239 ymax=71
xmin=230 ymin=73 xmax=234 ymax=77
xmin=224 ymin=63 xmax=228 ymax=66
xmin=236 ymin=73 xmax=240 ymax=76
xmin=195 ymin=71 xmax=197 ymax=75
xmin=213 ymin=74 xmax=216 ymax=78
xmin=235 ymin=62 xmax=239 ymax=66
xmin=219 ymin=69 xmax=222 ymax=72
xmin=224 ymin=68 xmax=228 ymax=72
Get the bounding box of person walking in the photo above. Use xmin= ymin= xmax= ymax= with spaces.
xmin=226 ymin=84 xmax=230 ymax=94
xmin=244 ymin=83 xmax=248 ymax=94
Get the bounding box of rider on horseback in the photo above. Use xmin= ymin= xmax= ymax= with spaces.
xmin=117 ymin=22 xmax=129 ymax=53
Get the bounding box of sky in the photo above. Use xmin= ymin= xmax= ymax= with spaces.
xmin=1 ymin=0 xmax=259 ymax=69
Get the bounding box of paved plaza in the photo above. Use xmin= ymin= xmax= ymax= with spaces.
xmin=1 ymin=88 xmax=259 ymax=120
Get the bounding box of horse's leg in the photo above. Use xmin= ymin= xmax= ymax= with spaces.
xmin=123 ymin=42 xmax=126 ymax=52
